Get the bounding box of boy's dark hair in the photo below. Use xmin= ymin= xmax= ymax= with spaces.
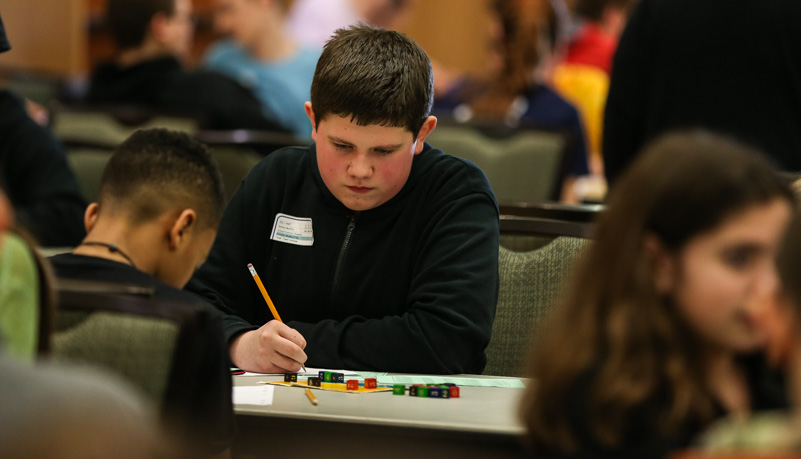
xmin=106 ymin=0 xmax=175 ymax=50
xmin=99 ymin=128 xmax=224 ymax=230
xmin=310 ymin=25 xmax=433 ymax=136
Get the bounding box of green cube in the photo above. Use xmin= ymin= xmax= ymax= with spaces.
xmin=392 ymin=384 xmax=405 ymax=395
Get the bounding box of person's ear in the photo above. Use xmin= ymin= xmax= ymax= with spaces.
xmin=84 ymin=203 xmax=100 ymax=233
xmin=643 ymin=233 xmax=676 ymax=294
xmin=304 ymin=102 xmax=318 ymax=140
xmin=413 ymin=116 xmax=437 ymax=155
xmin=168 ymin=209 xmax=197 ymax=250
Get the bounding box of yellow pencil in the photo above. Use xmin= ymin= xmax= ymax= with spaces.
xmin=305 ymin=388 xmax=318 ymax=406
xmin=247 ymin=263 xmax=306 ymax=372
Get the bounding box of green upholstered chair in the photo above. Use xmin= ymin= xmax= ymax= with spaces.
xmin=50 ymin=104 xmax=201 ymax=204
xmin=50 ymin=284 xmax=205 ymax=408
xmin=485 ymin=238 xmax=589 ymax=377
xmin=49 ymin=104 xmax=294 ymax=203
xmin=426 ymin=121 xmax=569 ymax=203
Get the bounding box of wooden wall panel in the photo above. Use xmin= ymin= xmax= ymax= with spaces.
xmin=0 ymin=0 xmax=87 ymax=77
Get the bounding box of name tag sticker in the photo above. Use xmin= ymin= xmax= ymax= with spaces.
xmin=270 ymin=213 xmax=314 ymax=246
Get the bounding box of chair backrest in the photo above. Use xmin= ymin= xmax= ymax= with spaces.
xmin=485 ymin=237 xmax=590 ymax=377
xmin=49 ymin=104 xmax=310 ymax=204
xmin=426 ymin=121 xmax=569 ymax=202
xmin=50 ymin=104 xmax=201 ymax=204
xmin=50 ymin=284 xmax=207 ymax=411
xmin=499 ymin=213 xmax=595 ymax=253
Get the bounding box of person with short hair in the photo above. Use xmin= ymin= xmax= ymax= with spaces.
xmin=49 ymin=128 xmax=234 ymax=458
xmin=203 ymin=0 xmax=320 ymax=137
xmin=87 ymin=0 xmax=286 ymax=131
xmin=187 ymin=25 xmax=500 ymax=375
xmin=522 ymin=130 xmax=794 ymax=458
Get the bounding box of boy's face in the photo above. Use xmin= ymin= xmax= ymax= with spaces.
xmin=212 ymin=0 xmax=265 ymax=48
xmin=162 ymin=0 xmax=194 ymax=59
xmin=162 ymin=227 xmax=217 ymax=288
xmin=306 ymin=103 xmax=436 ymax=211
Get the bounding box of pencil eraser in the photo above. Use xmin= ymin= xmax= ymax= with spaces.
xmin=346 ymin=380 xmax=359 ymax=391
xmin=364 ymin=378 xmax=377 ymax=389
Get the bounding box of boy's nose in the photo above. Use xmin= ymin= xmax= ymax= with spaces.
xmin=348 ymin=157 xmax=373 ymax=178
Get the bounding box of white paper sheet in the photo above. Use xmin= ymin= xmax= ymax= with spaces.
xmin=233 ymin=385 xmax=275 ymax=405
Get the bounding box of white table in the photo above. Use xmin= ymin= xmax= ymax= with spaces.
xmin=232 ymin=374 xmax=528 ymax=458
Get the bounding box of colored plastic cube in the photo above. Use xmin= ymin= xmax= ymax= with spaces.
xmin=428 ymin=387 xmax=442 ymax=398
xmin=364 ymin=378 xmax=377 ymax=389
xmin=346 ymin=380 xmax=359 ymax=390
xmin=284 ymin=373 xmax=298 ymax=382
xmin=333 ymin=373 xmax=345 ymax=383
xmin=308 ymin=377 xmax=321 ymax=387
xmin=449 ymin=386 xmax=460 ymax=398
xmin=323 ymin=371 xmax=332 ymax=382
xmin=409 ymin=385 xmax=419 ymax=396
xmin=392 ymin=384 xmax=405 ymax=395
xmin=417 ymin=386 xmax=430 ymax=397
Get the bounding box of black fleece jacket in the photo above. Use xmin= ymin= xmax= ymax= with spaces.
xmin=186 ymin=143 xmax=500 ymax=374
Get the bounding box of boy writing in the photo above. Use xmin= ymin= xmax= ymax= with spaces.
xmin=49 ymin=128 xmax=233 ymax=457
xmin=187 ymin=25 xmax=500 ymax=374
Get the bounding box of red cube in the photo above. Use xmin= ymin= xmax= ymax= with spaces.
xmin=364 ymin=378 xmax=377 ymax=389
xmin=346 ymin=380 xmax=359 ymax=391
xmin=449 ymin=386 xmax=460 ymax=398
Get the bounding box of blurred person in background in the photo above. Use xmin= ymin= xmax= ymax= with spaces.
xmin=86 ymin=0 xmax=287 ymax=131
xmin=434 ymin=0 xmax=591 ymax=203
xmin=204 ymin=0 xmax=320 ymax=138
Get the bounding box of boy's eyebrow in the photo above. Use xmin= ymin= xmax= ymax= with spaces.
xmin=327 ymin=135 xmax=403 ymax=150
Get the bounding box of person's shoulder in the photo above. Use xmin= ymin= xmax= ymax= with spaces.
xmin=203 ymin=39 xmax=247 ymax=64
xmin=297 ymin=47 xmax=322 ymax=63
xmin=0 ymin=89 xmax=23 ymax=111
xmin=525 ymin=85 xmax=582 ymax=125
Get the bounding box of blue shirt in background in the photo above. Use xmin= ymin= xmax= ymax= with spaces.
xmin=204 ymin=39 xmax=320 ymax=138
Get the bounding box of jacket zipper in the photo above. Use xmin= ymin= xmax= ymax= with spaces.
xmin=331 ymin=213 xmax=358 ymax=299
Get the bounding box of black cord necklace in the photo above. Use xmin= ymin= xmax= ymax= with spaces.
xmin=78 ymin=241 xmax=137 ymax=269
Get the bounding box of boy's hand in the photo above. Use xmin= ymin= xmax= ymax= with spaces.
xmin=229 ymin=321 xmax=307 ymax=373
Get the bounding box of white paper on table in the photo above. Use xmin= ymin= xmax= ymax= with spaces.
xmin=233 ymin=385 xmax=275 ymax=405
xmin=239 ymin=367 xmax=359 ymax=377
